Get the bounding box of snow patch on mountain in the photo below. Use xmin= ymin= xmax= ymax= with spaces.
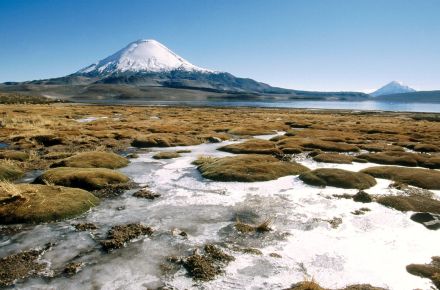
xmin=77 ymin=39 xmax=212 ymax=74
xmin=371 ymin=81 xmax=416 ymax=97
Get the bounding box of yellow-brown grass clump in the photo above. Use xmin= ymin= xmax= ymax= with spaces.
xmin=0 ymin=182 xmax=99 ymax=224
xmin=34 ymin=167 xmax=129 ymax=190
xmin=195 ymin=154 xmax=309 ymax=182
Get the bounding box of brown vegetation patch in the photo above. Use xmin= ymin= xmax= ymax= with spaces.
xmin=235 ymin=218 xmax=273 ymax=234
xmin=218 ymin=139 xmax=282 ymax=155
xmin=73 ymin=223 xmax=98 ymax=231
xmin=51 ymin=151 xmax=129 ymax=169
xmin=0 ymin=161 xmax=23 ymax=181
xmin=0 ymin=183 xmax=99 ymax=224
xmin=277 ymin=137 xmax=359 ymax=153
xmin=152 ymin=151 xmax=181 ymax=159
xmin=181 ymin=244 xmax=235 ymax=281
xmin=286 ymin=281 xmax=386 ymax=290
xmin=131 ymin=134 xmax=201 ymax=148
xmin=34 ymin=167 xmax=130 ymax=190
xmin=361 ymin=166 xmax=440 ymax=189
xmin=0 ymin=150 xmax=29 ymax=161
xmin=100 ymin=223 xmax=153 ymax=251
xmin=406 ymin=256 xmax=440 ymax=288
xmin=359 ymin=143 xmax=404 ymax=152
xmin=0 ymin=248 xmax=47 ymax=287
xmin=132 ymin=188 xmax=161 ymax=199
xmin=376 ymin=195 xmax=440 ymax=214
xmin=299 ymin=168 xmax=377 ymax=189
xmin=313 ymin=153 xmax=366 ymax=164
xmin=195 ymin=154 xmax=309 ymax=182
xmin=357 ymin=151 xmax=440 ymax=169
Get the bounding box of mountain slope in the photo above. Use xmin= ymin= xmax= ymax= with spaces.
xmin=0 ymin=39 xmax=369 ymax=101
xmin=77 ymin=39 xmax=211 ymax=75
xmin=371 ymin=81 xmax=416 ymax=97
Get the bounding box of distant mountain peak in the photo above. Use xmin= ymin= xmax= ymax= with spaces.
xmin=371 ymin=81 xmax=416 ymax=97
xmin=77 ymin=39 xmax=212 ymax=75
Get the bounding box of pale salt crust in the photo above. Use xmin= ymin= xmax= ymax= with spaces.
xmin=3 ymin=134 xmax=438 ymax=289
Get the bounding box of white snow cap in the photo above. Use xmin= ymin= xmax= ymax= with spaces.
xmin=370 ymin=80 xmax=416 ymax=97
xmin=78 ymin=39 xmax=212 ymax=74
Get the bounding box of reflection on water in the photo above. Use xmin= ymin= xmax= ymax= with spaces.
xmin=86 ymin=99 xmax=440 ymax=113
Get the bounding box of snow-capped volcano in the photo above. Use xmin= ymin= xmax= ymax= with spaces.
xmin=370 ymin=81 xmax=416 ymax=97
xmin=77 ymin=39 xmax=211 ymax=74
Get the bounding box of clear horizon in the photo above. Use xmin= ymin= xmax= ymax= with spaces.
xmin=0 ymin=0 xmax=439 ymax=92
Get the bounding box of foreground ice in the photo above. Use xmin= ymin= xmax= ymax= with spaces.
xmin=1 ymin=135 xmax=438 ymax=290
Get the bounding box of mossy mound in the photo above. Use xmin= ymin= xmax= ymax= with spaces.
xmin=413 ymin=143 xmax=440 ymax=152
xmin=359 ymin=143 xmax=404 ymax=152
xmin=0 ymin=162 xmax=23 ymax=181
xmin=357 ymin=151 xmax=440 ymax=169
xmin=227 ymin=127 xmax=276 ymax=136
xmin=195 ymin=154 xmax=309 ymax=182
xmin=51 ymin=151 xmax=129 ymax=169
xmin=361 ymin=166 xmax=440 ymax=189
xmin=276 ymin=137 xmax=359 ymax=153
xmin=131 ymin=134 xmax=200 ymax=148
xmin=301 ymin=140 xmax=360 ymax=152
xmin=0 ymin=184 xmax=99 ymax=224
xmin=406 ymin=257 xmax=440 ymax=289
xmin=299 ymin=168 xmax=377 ymax=189
xmin=218 ymin=139 xmax=282 ymax=155
xmin=376 ymin=195 xmax=440 ymax=214
xmin=34 ymin=167 xmax=129 ymax=190
xmin=152 ymin=151 xmax=181 ymax=159
xmin=313 ymin=153 xmax=366 ymax=164
xmin=0 ymin=150 xmax=29 ymax=161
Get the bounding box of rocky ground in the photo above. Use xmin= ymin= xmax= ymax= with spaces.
xmin=0 ymin=104 xmax=439 ymax=289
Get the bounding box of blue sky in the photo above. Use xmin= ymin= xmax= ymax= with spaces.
xmin=0 ymin=0 xmax=439 ymax=92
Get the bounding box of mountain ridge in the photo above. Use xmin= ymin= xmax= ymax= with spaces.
xmin=0 ymin=39 xmax=376 ymax=102
xmin=371 ymin=81 xmax=416 ymax=97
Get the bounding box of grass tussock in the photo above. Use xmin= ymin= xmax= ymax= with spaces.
xmin=152 ymin=151 xmax=181 ymax=159
xmin=0 ymin=183 xmax=99 ymax=224
xmin=218 ymin=139 xmax=282 ymax=155
xmin=50 ymin=151 xmax=129 ymax=169
xmin=0 ymin=160 xmax=24 ymax=181
xmin=299 ymin=168 xmax=377 ymax=189
xmin=34 ymin=167 xmax=129 ymax=190
xmin=195 ymin=154 xmax=309 ymax=182
xmin=361 ymin=166 xmax=440 ymax=189
xmin=406 ymin=257 xmax=440 ymax=289
xmin=376 ymin=195 xmax=440 ymax=214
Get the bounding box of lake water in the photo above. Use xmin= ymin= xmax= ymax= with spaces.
xmin=90 ymin=99 xmax=440 ymax=113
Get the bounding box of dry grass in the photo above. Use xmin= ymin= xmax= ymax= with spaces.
xmin=218 ymin=139 xmax=282 ymax=155
xmin=361 ymin=166 xmax=440 ymax=189
xmin=299 ymin=168 xmax=377 ymax=189
xmin=34 ymin=167 xmax=130 ymax=190
xmin=152 ymin=151 xmax=181 ymax=159
xmin=196 ymin=154 xmax=309 ymax=182
xmin=0 ymin=104 xmax=439 ymax=182
xmin=0 ymin=183 xmax=99 ymax=224
xmin=0 ymin=181 xmax=22 ymax=201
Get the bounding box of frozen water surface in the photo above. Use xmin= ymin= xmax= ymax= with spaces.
xmin=1 ymin=134 xmax=439 ymax=290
